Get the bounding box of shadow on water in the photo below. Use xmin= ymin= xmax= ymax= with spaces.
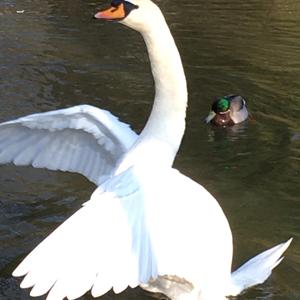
xmin=0 ymin=0 xmax=299 ymax=299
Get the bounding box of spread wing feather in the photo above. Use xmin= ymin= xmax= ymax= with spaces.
xmin=13 ymin=168 xmax=157 ymax=300
xmin=0 ymin=105 xmax=137 ymax=185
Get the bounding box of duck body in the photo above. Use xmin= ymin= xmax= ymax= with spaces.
xmin=0 ymin=1 xmax=291 ymax=300
xmin=205 ymin=95 xmax=248 ymax=126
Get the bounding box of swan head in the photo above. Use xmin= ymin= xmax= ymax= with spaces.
xmin=205 ymin=95 xmax=248 ymax=126
xmin=94 ymin=0 xmax=163 ymax=33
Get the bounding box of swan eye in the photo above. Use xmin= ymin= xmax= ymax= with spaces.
xmin=111 ymin=0 xmax=139 ymax=10
xmin=111 ymin=0 xmax=123 ymax=8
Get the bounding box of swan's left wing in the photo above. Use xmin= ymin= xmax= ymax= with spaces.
xmin=13 ymin=168 xmax=157 ymax=300
xmin=0 ymin=105 xmax=138 ymax=185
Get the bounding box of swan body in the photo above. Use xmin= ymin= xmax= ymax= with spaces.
xmin=0 ymin=1 xmax=291 ymax=300
xmin=205 ymin=95 xmax=248 ymax=126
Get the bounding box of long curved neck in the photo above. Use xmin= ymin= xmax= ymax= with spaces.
xmin=141 ymin=18 xmax=188 ymax=154
xmin=116 ymin=12 xmax=187 ymax=173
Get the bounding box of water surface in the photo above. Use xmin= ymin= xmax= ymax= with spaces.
xmin=0 ymin=0 xmax=299 ymax=299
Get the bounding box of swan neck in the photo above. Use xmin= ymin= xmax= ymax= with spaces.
xmin=139 ymin=19 xmax=187 ymax=162
xmin=116 ymin=14 xmax=188 ymax=174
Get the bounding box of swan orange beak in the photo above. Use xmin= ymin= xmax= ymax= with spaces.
xmin=94 ymin=3 xmax=126 ymax=20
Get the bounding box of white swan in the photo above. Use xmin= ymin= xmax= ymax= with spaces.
xmin=0 ymin=1 xmax=291 ymax=300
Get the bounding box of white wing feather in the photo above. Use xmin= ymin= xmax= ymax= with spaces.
xmin=13 ymin=168 xmax=157 ymax=300
xmin=13 ymin=167 xmax=233 ymax=300
xmin=0 ymin=105 xmax=137 ymax=185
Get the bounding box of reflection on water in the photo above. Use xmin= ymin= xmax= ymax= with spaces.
xmin=0 ymin=0 xmax=299 ymax=299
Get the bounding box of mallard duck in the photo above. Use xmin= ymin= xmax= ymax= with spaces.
xmin=0 ymin=1 xmax=291 ymax=300
xmin=205 ymin=95 xmax=248 ymax=126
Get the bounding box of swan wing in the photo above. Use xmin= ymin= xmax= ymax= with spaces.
xmin=13 ymin=168 xmax=157 ymax=300
xmin=0 ymin=105 xmax=137 ymax=185
xmin=13 ymin=167 xmax=232 ymax=300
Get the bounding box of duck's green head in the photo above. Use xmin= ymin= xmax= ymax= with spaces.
xmin=212 ymin=97 xmax=231 ymax=113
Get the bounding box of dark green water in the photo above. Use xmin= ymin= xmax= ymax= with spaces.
xmin=0 ymin=0 xmax=299 ymax=299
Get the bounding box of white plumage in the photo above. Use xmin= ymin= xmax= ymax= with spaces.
xmin=0 ymin=0 xmax=291 ymax=300
xmin=0 ymin=105 xmax=137 ymax=185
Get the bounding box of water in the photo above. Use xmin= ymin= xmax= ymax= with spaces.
xmin=0 ymin=0 xmax=299 ymax=299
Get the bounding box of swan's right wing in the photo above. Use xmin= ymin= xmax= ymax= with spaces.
xmin=229 ymin=238 xmax=293 ymax=296
xmin=0 ymin=105 xmax=138 ymax=185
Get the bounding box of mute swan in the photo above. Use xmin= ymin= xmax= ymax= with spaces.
xmin=205 ymin=95 xmax=249 ymax=126
xmin=0 ymin=1 xmax=291 ymax=300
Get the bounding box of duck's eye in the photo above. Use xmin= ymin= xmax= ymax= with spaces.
xmin=111 ymin=0 xmax=123 ymax=8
